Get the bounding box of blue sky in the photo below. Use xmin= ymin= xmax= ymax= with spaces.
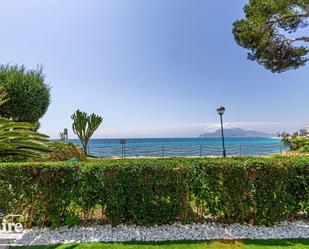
xmin=0 ymin=0 xmax=308 ymax=138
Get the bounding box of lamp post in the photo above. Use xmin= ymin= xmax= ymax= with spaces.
xmin=217 ymin=106 xmax=226 ymax=157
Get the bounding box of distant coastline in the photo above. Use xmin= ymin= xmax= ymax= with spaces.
xmin=199 ymin=128 xmax=274 ymax=138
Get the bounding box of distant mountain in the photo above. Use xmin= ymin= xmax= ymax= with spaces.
xmin=199 ymin=128 xmax=274 ymax=138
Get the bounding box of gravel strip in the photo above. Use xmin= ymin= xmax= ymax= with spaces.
xmin=15 ymin=221 xmax=309 ymax=246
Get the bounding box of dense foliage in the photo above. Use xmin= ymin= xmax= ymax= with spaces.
xmin=72 ymin=110 xmax=103 ymax=155
xmin=0 ymin=64 xmax=50 ymax=123
xmin=0 ymin=157 xmax=307 ymax=228
xmin=41 ymin=142 xmax=86 ymax=162
xmin=282 ymin=137 xmax=309 ymax=152
xmin=0 ymin=87 xmax=50 ymax=159
xmin=233 ymin=0 xmax=308 ymax=73
xmin=0 ymin=118 xmax=50 ymax=158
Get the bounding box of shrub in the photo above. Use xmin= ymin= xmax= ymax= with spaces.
xmin=0 ymin=157 xmax=307 ymax=227
xmin=43 ymin=142 xmax=86 ymax=162
xmin=283 ymin=137 xmax=309 ymax=152
xmin=0 ymin=64 xmax=50 ymax=123
xmin=298 ymin=145 xmax=309 ymax=153
xmin=190 ymin=157 xmax=309 ymax=225
xmin=0 ymin=155 xmax=27 ymax=163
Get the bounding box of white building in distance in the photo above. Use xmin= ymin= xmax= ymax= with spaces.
xmin=299 ymin=126 xmax=309 ymax=137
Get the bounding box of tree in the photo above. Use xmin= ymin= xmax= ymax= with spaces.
xmin=71 ymin=110 xmax=103 ymax=155
xmin=233 ymin=0 xmax=308 ymax=73
xmin=0 ymin=88 xmax=50 ymax=158
xmin=0 ymin=64 xmax=51 ymax=123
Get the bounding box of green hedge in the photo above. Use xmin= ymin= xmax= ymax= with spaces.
xmin=0 ymin=157 xmax=308 ymax=227
xmin=190 ymin=158 xmax=308 ymax=224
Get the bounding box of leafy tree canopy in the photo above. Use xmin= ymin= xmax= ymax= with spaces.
xmin=233 ymin=0 xmax=309 ymax=73
xmin=0 ymin=64 xmax=51 ymax=123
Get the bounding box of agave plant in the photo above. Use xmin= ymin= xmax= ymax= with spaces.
xmin=0 ymin=88 xmax=50 ymax=159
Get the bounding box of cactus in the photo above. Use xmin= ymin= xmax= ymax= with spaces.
xmin=71 ymin=110 xmax=102 ymax=155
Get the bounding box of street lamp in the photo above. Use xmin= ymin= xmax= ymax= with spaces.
xmin=217 ymin=106 xmax=226 ymax=157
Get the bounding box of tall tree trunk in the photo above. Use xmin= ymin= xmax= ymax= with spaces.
xmin=83 ymin=142 xmax=88 ymax=156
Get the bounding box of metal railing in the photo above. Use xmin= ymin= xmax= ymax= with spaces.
xmin=88 ymin=144 xmax=285 ymax=158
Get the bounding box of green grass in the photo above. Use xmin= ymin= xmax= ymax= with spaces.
xmin=14 ymin=239 xmax=309 ymax=249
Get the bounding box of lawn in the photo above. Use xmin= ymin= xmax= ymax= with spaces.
xmin=14 ymin=239 xmax=309 ymax=249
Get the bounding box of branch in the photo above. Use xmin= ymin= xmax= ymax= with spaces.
xmin=268 ymin=12 xmax=309 ymax=25
xmin=282 ymin=12 xmax=309 ymax=20
xmin=287 ymin=37 xmax=309 ymax=43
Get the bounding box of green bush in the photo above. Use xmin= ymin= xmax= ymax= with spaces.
xmin=190 ymin=157 xmax=308 ymax=225
xmin=283 ymin=137 xmax=309 ymax=152
xmin=0 ymin=64 xmax=50 ymax=123
xmin=0 ymin=157 xmax=307 ymax=227
xmin=43 ymin=142 xmax=86 ymax=162
xmin=0 ymin=155 xmax=27 ymax=163
xmin=298 ymin=145 xmax=309 ymax=153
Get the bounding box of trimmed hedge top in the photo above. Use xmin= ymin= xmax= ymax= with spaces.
xmin=0 ymin=157 xmax=308 ymax=227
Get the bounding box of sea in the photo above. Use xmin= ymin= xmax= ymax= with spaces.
xmin=68 ymin=137 xmax=286 ymax=158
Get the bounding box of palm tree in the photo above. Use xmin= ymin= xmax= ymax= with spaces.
xmin=0 ymin=88 xmax=50 ymax=159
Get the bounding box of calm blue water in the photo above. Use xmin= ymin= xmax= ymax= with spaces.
xmin=68 ymin=137 xmax=286 ymax=157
